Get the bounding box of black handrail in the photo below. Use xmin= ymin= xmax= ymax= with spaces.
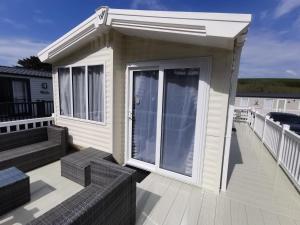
xmin=0 ymin=101 xmax=54 ymax=122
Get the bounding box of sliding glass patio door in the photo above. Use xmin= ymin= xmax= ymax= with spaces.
xmin=160 ymin=68 xmax=199 ymax=177
xmin=127 ymin=59 xmax=208 ymax=183
xmin=131 ymin=70 xmax=159 ymax=165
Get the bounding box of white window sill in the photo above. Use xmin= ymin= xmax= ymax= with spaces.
xmin=58 ymin=115 xmax=106 ymax=126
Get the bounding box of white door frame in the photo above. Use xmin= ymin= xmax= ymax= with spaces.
xmin=124 ymin=57 xmax=211 ymax=186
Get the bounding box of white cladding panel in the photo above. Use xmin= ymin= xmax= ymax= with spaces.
xmin=52 ymin=35 xmax=113 ymax=154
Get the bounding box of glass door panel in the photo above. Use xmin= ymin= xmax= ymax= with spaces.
xmin=131 ymin=70 xmax=159 ymax=164
xmin=160 ymin=68 xmax=200 ymax=176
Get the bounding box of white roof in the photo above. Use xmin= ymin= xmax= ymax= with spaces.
xmin=38 ymin=7 xmax=251 ymax=63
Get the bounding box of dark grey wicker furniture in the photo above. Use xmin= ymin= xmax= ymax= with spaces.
xmin=0 ymin=167 xmax=30 ymax=216
xmin=0 ymin=126 xmax=67 ymax=172
xmin=27 ymin=159 xmax=136 ymax=225
xmin=61 ymin=147 xmax=114 ymax=186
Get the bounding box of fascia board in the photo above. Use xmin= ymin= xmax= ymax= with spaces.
xmin=107 ymin=10 xmax=251 ymax=39
xmin=108 ymin=8 xmax=251 ymax=23
xmin=38 ymin=13 xmax=101 ymax=62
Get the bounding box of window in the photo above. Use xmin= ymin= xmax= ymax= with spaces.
xmin=12 ymin=80 xmax=29 ymax=103
xmin=72 ymin=67 xmax=86 ymax=119
xmin=88 ymin=65 xmax=104 ymax=122
xmin=58 ymin=68 xmax=71 ymax=116
xmin=58 ymin=64 xmax=105 ymax=123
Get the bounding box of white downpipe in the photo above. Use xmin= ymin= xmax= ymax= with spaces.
xmin=220 ymin=36 xmax=244 ymax=192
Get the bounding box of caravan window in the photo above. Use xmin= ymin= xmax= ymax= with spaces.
xmin=58 ymin=64 xmax=105 ymax=123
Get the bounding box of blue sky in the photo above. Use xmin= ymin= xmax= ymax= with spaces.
xmin=0 ymin=0 xmax=299 ymax=78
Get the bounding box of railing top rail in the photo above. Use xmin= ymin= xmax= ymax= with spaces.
xmin=285 ymin=129 xmax=300 ymax=143
xmin=265 ymin=118 xmax=282 ymax=129
xmin=234 ymin=107 xmax=250 ymax=110
xmin=0 ymin=117 xmax=54 ymax=127
xmin=255 ymin=111 xmax=265 ymax=119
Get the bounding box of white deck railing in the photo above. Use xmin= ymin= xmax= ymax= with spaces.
xmin=254 ymin=112 xmax=265 ymax=139
xmin=234 ymin=108 xmax=300 ymax=191
xmin=280 ymin=129 xmax=300 ymax=187
xmin=263 ymin=117 xmax=282 ymax=158
xmin=0 ymin=117 xmax=54 ymax=134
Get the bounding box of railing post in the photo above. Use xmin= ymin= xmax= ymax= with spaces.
xmin=262 ymin=115 xmax=269 ymax=143
xmin=251 ymin=110 xmax=254 ymax=128
xmin=253 ymin=110 xmax=259 ymax=131
xmin=247 ymin=108 xmax=251 ymax=124
xmin=277 ymin=124 xmax=290 ymax=164
xmin=253 ymin=111 xmax=256 ymax=131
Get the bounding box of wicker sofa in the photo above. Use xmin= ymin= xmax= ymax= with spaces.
xmin=27 ymin=159 xmax=136 ymax=225
xmin=0 ymin=126 xmax=67 ymax=172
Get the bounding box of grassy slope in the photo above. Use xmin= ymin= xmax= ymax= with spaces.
xmin=237 ymin=78 xmax=300 ymax=95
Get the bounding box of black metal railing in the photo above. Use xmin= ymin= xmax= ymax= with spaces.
xmin=0 ymin=101 xmax=54 ymax=122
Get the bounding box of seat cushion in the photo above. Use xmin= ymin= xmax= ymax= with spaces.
xmin=0 ymin=128 xmax=48 ymax=152
xmin=61 ymin=148 xmax=111 ymax=168
xmin=0 ymin=141 xmax=59 ymax=161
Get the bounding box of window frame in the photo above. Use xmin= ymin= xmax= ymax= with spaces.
xmin=57 ymin=63 xmax=106 ymax=125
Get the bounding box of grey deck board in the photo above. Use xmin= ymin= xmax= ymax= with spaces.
xmin=180 ymin=186 xmax=204 ymax=225
xmin=141 ymin=179 xmax=182 ymax=225
xmin=215 ymin=196 xmax=231 ymax=225
xmin=231 ymin=200 xmax=248 ymax=225
xmin=278 ymin=216 xmax=297 ymax=225
xmin=245 ymin=205 xmax=264 ymax=225
xmin=136 ymin=174 xmax=171 ymax=225
xmin=294 ymin=219 xmax=300 ymax=225
xmin=163 ymin=184 xmax=192 ymax=225
xmin=137 ymin=123 xmax=300 ymax=225
xmin=197 ymin=191 xmax=217 ymax=225
xmin=261 ymin=211 xmax=280 ymax=225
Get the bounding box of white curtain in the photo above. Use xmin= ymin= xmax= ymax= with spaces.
xmin=132 ymin=70 xmax=158 ymax=164
xmin=160 ymin=68 xmax=199 ymax=177
xmin=72 ymin=67 xmax=86 ymax=119
xmin=88 ymin=65 xmax=104 ymax=122
xmin=58 ymin=68 xmax=71 ymax=116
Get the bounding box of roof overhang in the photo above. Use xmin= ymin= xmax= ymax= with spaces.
xmin=38 ymin=7 xmax=251 ymax=63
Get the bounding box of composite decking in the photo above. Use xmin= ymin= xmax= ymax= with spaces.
xmin=0 ymin=162 xmax=83 ymax=225
xmin=136 ymin=123 xmax=300 ymax=225
xmin=0 ymin=123 xmax=299 ymax=225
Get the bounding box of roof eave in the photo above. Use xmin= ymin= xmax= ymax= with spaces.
xmin=38 ymin=7 xmax=251 ymax=63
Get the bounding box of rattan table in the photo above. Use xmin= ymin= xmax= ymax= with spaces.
xmin=0 ymin=167 xmax=30 ymax=216
xmin=61 ymin=147 xmax=113 ymax=186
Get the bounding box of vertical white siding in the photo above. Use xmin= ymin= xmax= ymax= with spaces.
xmin=30 ymin=77 xmax=53 ymax=101
xmin=52 ymin=34 xmax=114 ymax=153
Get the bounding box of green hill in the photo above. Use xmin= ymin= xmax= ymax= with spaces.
xmin=237 ymin=78 xmax=300 ymax=98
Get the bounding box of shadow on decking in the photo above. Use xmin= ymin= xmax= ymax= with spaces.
xmin=0 ymin=180 xmax=55 ymax=225
xmin=30 ymin=180 xmax=56 ymax=202
xmin=136 ymin=187 xmax=161 ymax=224
xmin=226 ymin=129 xmax=243 ymax=186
